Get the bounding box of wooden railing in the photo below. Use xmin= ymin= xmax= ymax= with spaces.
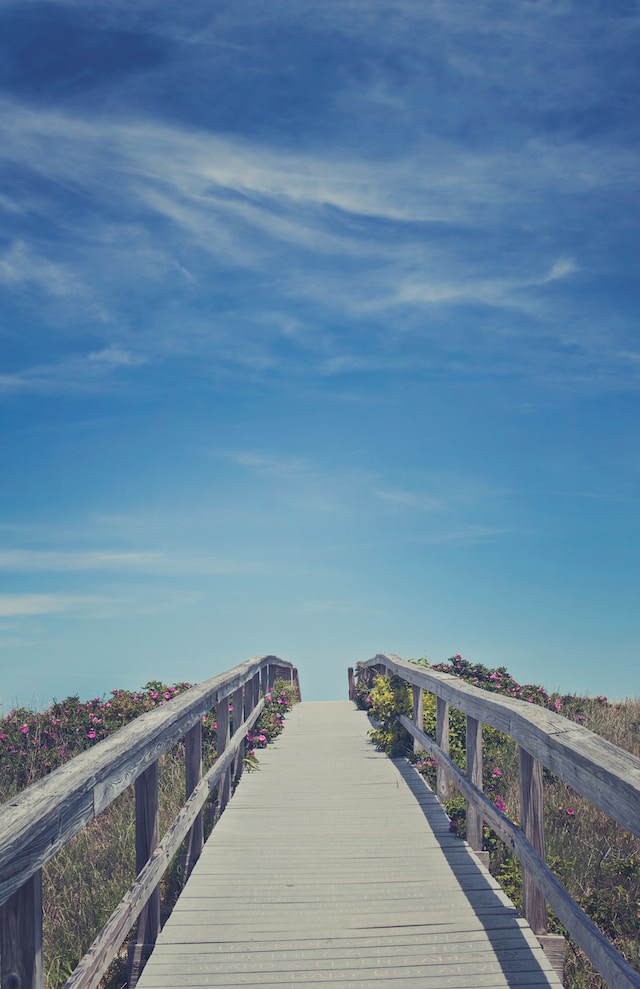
xmin=350 ymin=653 xmax=640 ymax=989
xmin=0 ymin=655 xmax=299 ymax=989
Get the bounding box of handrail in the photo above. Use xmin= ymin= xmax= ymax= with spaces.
xmin=0 ymin=655 xmax=299 ymax=989
xmin=352 ymin=653 xmax=640 ymax=989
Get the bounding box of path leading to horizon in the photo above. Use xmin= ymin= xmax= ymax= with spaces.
xmin=136 ymin=700 xmax=562 ymax=988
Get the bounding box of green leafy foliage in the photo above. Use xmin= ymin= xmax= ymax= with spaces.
xmin=0 ymin=676 xmax=297 ymax=989
xmin=354 ymin=654 xmax=640 ymax=988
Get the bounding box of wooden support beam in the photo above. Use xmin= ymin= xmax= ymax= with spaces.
xmin=466 ymin=715 xmax=483 ymax=852
xmin=348 ymin=667 xmax=355 ymax=701
xmin=128 ymin=762 xmax=159 ymax=987
xmin=0 ymin=869 xmax=43 ymax=989
xmin=182 ymin=721 xmax=203 ymax=883
xmin=520 ymin=746 xmax=547 ymax=936
xmin=412 ymin=685 xmax=423 ymax=756
xmin=215 ymin=696 xmax=231 ymax=819
xmin=436 ymin=696 xmax=453 ymax=802
xmin=231 ymin=685 xmax=245 ymax=783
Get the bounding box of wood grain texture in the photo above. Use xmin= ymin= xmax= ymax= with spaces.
xmin=63 ymin=701 xmax=265 ymax=989
xmin=135 ymin=702 xmax=561 ymax=989
xmin=466 ymin=715 xmax=483 ymax=852
xmin=0 ymin=868 xmax=43 ymax=989
xmin=520 ymin=748 xmax=546 ymax=936
xmin=362 ymin=654 xmax=640 ymax=840
xmin=0 ymin=656 xmax=293 ymax=907
xmin=399 ymin=715 xmax=640 ymax=989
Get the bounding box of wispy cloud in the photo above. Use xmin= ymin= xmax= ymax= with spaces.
xmin=0 ymin=593 xmax=101 ymax=617
xmin=0 ymin=347 xmax=147 ymax=394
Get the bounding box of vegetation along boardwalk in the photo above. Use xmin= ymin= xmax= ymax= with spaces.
xmin=136 ymin=700 xmax=562 ymax=989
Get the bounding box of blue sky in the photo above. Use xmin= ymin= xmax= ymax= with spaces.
xmin=0 ymin=0 xmax=638 ymax=710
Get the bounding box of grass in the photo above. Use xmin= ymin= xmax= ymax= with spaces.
xmin=0 ymin=678 xmax=297 ymax=989
xmin=358 ymin=660 xmax=640 ymax=989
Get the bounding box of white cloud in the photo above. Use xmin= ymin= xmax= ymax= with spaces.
xmin=0 ymin=594 xmax=97 ymax=617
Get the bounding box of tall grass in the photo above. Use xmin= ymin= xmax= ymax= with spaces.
xmin=0 ymin=679 xmax=297 ymax=989
xmin=358 ymin=661 xmax=640 ymax=989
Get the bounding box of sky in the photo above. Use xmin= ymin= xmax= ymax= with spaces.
xmin=0 ymin=0 xmax=639 ymax=712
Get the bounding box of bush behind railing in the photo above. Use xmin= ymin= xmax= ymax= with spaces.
xmin=355 ymin=656 xmax=640 ymax=989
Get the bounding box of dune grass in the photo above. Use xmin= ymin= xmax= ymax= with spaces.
xmin=357 ymin=659 xmax=640 ymax=989
xmin=0 ymin=679 xmax=297 ymax=989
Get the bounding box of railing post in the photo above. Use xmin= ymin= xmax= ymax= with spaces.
xmin=260 ymin=664 xmax=269 ymax=697
xmin=412 ymin=684 xmax=423 ymax=755
xmin=0 ymin=869 xmax=43 ymax=989
xmin=348 ymin=667 xmax=355 ymax=701
xmin=252 ymin=671 xmax=260 ymax=711
xmin=519 ymin=747 xmax=547 ymax=935
xmin=128 ymin=761 xmax=160 ymax=987
xmin=466 ymin=715 xmax=485 ymax=859
xmin=182 ymin=720 xmax=203 ymax=883
xmin=293 ymin=667 xmax=301 ymax=701
xmin=231 ymin=685 xmax=244 ymax=782
xmin=436 ymin=696 xmax=453 ymax=802
xmin=215 ymin=694 xmax=231 ymax=819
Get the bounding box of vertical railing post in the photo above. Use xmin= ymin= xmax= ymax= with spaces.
xmin=182 ymin=720 xmax=203 ymax=883
xmin=436 ymin=696 xmax=453 ymax=802
xmin=260 ymin=664 xmax=269 ymax=698
xmin=412 ymin=684 xmax=423 ymax=755
xmin=231 ymin=685 xmax=244 ymax=782
xmin=519 ymin=747 xmax=547 ymax=935
xmin=293 ymin=667 xmax=301 ymax=701
xmin=348 ymin=667 xmax=355 ymax=701
xmin=128 ymin=761 xmax=160 ymax=987
xmin=215 ymin=694 xmax=231 ymax=819
xmin=0 ymin=870 xmax=43 ymax=989
xmin=252 ymin=671 xmax=260 ymax=711
xmin=466 ymin=716 xmax=484 ymax=856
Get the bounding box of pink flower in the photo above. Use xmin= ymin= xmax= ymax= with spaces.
xmin=164 ymin=692 xmax=171 ymax=700
xmin=20 ymin=724 xmax=29 ymax=734
xmin=553 ymin=699 xmax=562 ymax=711
xmin=494 ymin=796 xmax=507 ymax=813
xmin=566 ymin=807 xmax=575 ymax=816
xmin=87 ymin=730 xmax=96 ymax=739
xmin=492 ymin=769 xmax=502 ymax=777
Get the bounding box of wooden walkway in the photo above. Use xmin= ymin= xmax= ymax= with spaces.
xmin=136 ymin=701 xmax=562 ymax=989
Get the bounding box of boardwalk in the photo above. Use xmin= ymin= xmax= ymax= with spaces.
xmin=136 ymin=701 xmax=562 ymax=989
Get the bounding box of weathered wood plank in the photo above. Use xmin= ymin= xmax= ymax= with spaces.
xmin=0 ymin=868 xmax=43 ymax=989
xmin=363 ymin=653 xmax=640 ymax=840
xmin=62 ymin=702 xmax=265 ymax=989
xmin=0 ymin=656 xmax=292 ymax=907
xmin=136 ymin=703 xmax=561 ymax=989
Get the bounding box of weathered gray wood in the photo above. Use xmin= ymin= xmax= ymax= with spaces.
xmin=182 ymin=721 xmax=203 ymax=882
xmin=466 ymin=715 xmax=483 ymax=852
xmin=0 ymin=868 xmax=43 ymax=989
xmin=128 ymin=762 xmax=160 ymax=987
xmin=412 ymin=684 xmax=423 ymax=756
xmin=137 ymin=702 xmax=561 ymax=989
xmin=348 ymin=667 xmax=355 ymax=701
xmin=215 ymin=695 xmax=231 ymax=819
xmin=63 ymin=702 xmax=265 ymax=989
xmin=400 ymin=715 xmax=640 ymax=989
xmin=292 ymin=667 xmax=301 ymax=701
xmin=436 ymin=695 xmax=453 ymax=802
xmin=520 ymin=747 xmax=547 ymax=936
xmin=231 ymin=686 xmax=244 ymax=783
xmin=362 ymin=654 xmax=640 ymax=841
xmin=0 ymin=656 xmax=293 ymax=907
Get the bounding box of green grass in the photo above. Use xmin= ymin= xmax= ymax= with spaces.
xmin=0 ymin=679 xmax=298 ymax=989
xmin=358 ymin=661 xmax=640 ymax=989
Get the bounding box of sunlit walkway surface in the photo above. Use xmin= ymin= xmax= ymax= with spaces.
xmin=136 ymin=701 xmax=562 ymax=988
